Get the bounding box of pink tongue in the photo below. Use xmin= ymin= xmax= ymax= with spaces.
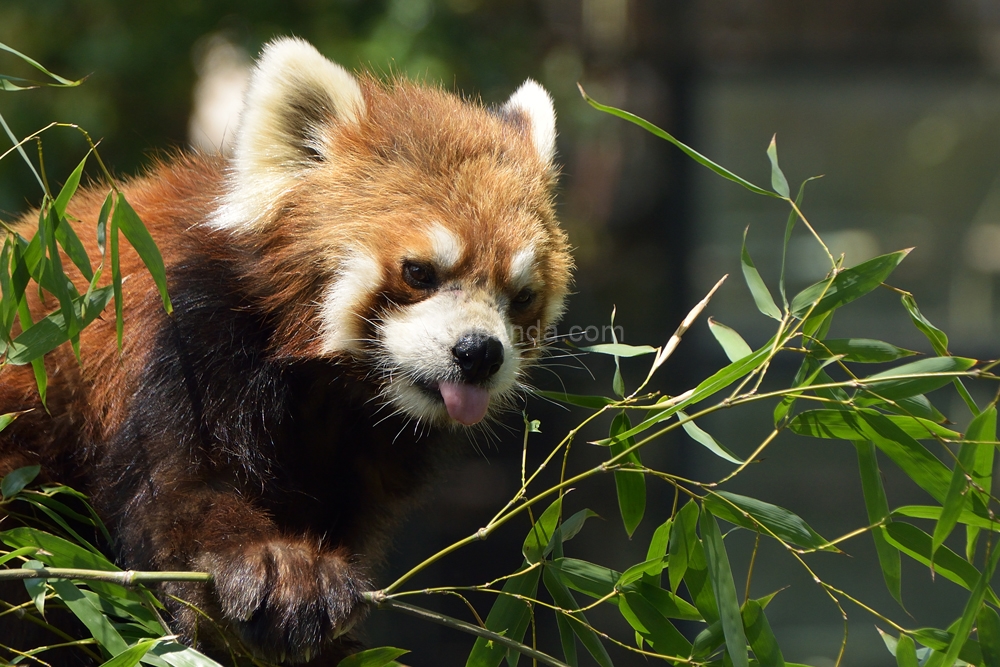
xmin=439 ymin=381 xmax=490 ymax=425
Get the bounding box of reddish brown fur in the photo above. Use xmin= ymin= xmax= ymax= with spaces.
xmin=0 ymin=74 xmax=570 ymax=664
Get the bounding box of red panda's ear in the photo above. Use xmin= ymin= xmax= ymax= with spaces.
xmin=211 ymin=37 xmax=366 ymax=234
xmin=501 ymin=80 xmax=557 ymax=168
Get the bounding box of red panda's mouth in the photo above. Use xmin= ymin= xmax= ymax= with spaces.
xmin=412 ymin=378 xmax=490 ymax=426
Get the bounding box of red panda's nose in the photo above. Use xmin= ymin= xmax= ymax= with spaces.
xmin=453 ymin=333 xmax=505 ymax=384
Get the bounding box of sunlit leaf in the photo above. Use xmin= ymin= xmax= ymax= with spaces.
xmin=895 ymin=635 xmax=918 ymax=667
xmin=766 ymin=135 xmax=790 ymax=198
xmin=787 ymin=409 xmax=960 ymax=442
xmin=97 ymin=639 xmax=161 ymax=667
xmin=22 ymin=559 xmax=46 ymax=617
xmin=811 ymin=338 xmax=918 ymax=364
xmin=643 ymin=519 xmax=671 ymax=588
xmin=523 ymin=497 xmax=562 ymax=564
xmin=790 ymin=250 xmax=911 ymax=319
xmin=741 ymin=227 xmax=782 ymax=321
xmin=49 ymin=578 xmax=129 ymax=654
xmin=708 ymin=318 xmax=753 ymax=362
xmin=669 ymin=500 xmax=699 ymax=593
xmin=677 ymin=411 xmax=743 ymax=464
xmin=978 ymin=605 xmax=1000 ymax=667
xmin=901 ymin=293 xmax=949 ymax=356
xmin=861 ymin=356 xmax=976 ymax=402
xmin=113 ymin=193 xmax=172 ymax=313
xmin=619 ymin=591 xmax=691 ymax=658
xmin=579 ymin=343 xmax=657 ymax=357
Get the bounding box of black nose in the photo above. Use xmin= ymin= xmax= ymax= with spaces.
xmin=452 ymin=333 xmax=505 ymax=383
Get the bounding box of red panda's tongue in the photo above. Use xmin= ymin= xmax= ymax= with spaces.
xmin=439 ymin=381 xmax=490 ymax=425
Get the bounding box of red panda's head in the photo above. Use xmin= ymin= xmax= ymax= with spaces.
xmin=208 ymin=38 xmax=572 ymax=428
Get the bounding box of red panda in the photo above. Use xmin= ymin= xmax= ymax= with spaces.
xmin=0 ymin=38 xmax=572 ymax=664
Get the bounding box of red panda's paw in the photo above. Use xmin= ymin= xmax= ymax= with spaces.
xmin=202 ymin=539 xmax=369 ymax=664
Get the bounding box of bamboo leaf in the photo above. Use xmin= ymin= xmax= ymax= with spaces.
xmin=337 ymin=647 xmax=410 ymax=667
xmin=578 ymin=86 xmax=777 ymax=198
xmin=701 ymin=508 xmax=748 ymax=667
xmin=668 ymin=500 xmax=699 ymax=593
xmin=779 ymin=177 xmax=820 ymax=307
xmin=4 ymin=285 xmax=114 ymax=364
xmin=811 ymin=338 xmax=918 ymax=364
xmin=883 ymin=522 xmax=1000 ymax=607
xmin=618 ymin=591 xmax=691 ymax=657
xmin=113 ymin=193 xmax=172 ymax=314
xmin=773 ymin=356 xmax=843 ymax=426
xmin=534 ymin=391 xmax=616 ymax=409
xmin=579 ymin=343 xmax=657 ymax=357
xmin=742 ymin=599 xmax=785 ymax=667
xmin=1 ymin=464 xmax=40 ymax=499
xmin=678 ymin=411 xmax=743 ymax=464
xmin=708 ymin=318 xmax=754 ymax=362
xmin=0 ymin=41 xmax=82 ymax=86
xmin=97 ymin=639 xmax=161 ymax=667
xmin=895 ymin=635 xmax=919 ymax=667
xmin=861 ymin=356 xmax=977 ymax=402
xmin=790 ymin=250 xmax=911 ymax=319
xmin=609 ymin=412 xmax=645 ymax=537
xmin=741 ymin=227 xmax=782 ymax=321
xmin=932 ymin=432 xmax=980 ymax=566
xmin=467 ymin=564 xmax=541 ymax=667
xmin=855 ymin=441 xmax=902 ymax=606
xmin=22 ymin=560 xmax=46 ymax=617
xmin=901 ymin=293 xmax=949 ymax=355
xmin=542 ymin=566 xmax=613 ymax=667
xmin=979 ymin=605 xmax=1000 ymax=667
xmin=856 ymin=394 xmax=947 ymax=423
xmin=766 ymin=135 xmax=790 ymax=198
xmin=704 ymin=491 xmax=833 ymax=551
xmin=524 ymin=497 xmax=562 ymax=564
xmin=643 ymin=520 xmax=671 ymax=587
xmin=50 ymin=578 xmax=130 ymax=653
xmin=787 ymin=409 xmax=960 ymax=442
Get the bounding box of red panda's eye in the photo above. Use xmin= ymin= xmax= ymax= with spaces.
xmin=512 ymin=288 xmax=535 ymax=308
xmin=403 ymin=262 xmax=436 ymax=289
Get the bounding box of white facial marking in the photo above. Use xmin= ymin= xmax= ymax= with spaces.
xmin=427 ymin=223 xmax=464 ymax=271
xmin=502 ymin=80 xmax=557 ymax=166
xmin=509 ymin=246 xmax=537 ymax=290
xmin=379 ymin=290 xmax=520 ymax=426
xmin=319 ymin=251 xmax=382 ymax=353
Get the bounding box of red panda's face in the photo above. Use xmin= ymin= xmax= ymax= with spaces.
xmin=209 ymin=38 xmax=572 ymax=428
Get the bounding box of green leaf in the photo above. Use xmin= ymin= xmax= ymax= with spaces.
xmin=901 ymin=293 xmax=949 ymax=356
xmin=22 ymin=560 xmax=46 ymax=617
xmin=50 ymin=578 xmax=130 ymax=654
xmin=708 ymin=318 xmax=753 ymax=362
xmin=704 ymin=491 xmax=833 ymax=551
xmin=337 ymin=647 xmax=410 ymax=667
xmin=579 ymin=343 xmax=657 ymax=357
xmin=979 ymin=605 xmax=1000 ymax=667
xmin=924 ymin=532 xmax=1000 ymax=667
xmin=932 ymin=429 xmax=981 ymax=566
xmin=113 ymin=193 xmax=172 ymax=314
xmin=883 ymin=522 xmax=1000 ymax=606
xmin=909 ymin=627 xmax=984 ymax=665
xmin=97 ymin=639 xmax=160 ymax=667
xmin=811 ymin=338 xmax=918 ymax=363
xmin=854 ymin=441 xmax=902 ymax=606
xmin=52 ymin=152 xmax=94 ymax=281
xmin=741 ymin=227 xmax=782 ymax=321
xmin=0 ymin=545 xmax=38 ymax=567
xmin=766 ymin=135 xmax=790 ymax=198
xmin=779 ymin=177 xmax=820 ymax=308
xmin=790 ymin=249 xmax=911 ymax=319
xmin=668 ymin=500 xmax=699 ymax=593
xmin=523 ymin=497 xmax=562 ymax=564
xmin=542 ymin=565 xmax=613 ymax=667
xmin=678 ymin=411 xmax=743 ymax=464
xmin=4 ymin=285 xmax=114 ymax=364
xmin=893 ymin=504 xmax=1000 ymax=532
xmin=1 ymin=464 xmax=40 ymax=499
xmin=742 ymin=599 xmax=785 ymax=667
xmin=617 ymin=556 xmax=669 ymax=589
xmin=618 ymin=591 xmax=691 ymax=658
xmin=683 ymin=542 xmax=719 ymax=624
xmin=609 ymin=412 xmax=645 ymax=537
xmin=895 ymin=635 xmax=919 ymax=667
xmin=968 ymin=406 xmax=998 ymax=561
xmin=773 ymin=356 xmax=843 ymax=426
xmin=643 ymin=520 xmax=671 ymax=587
xmin=534 ymin=391 xmax=615 ymax=409
xmin=149 ymin=642 xmax=225 ymax=667
xmin=787 ymin=409 xmax=960 ymax=442
xmin=856 ymin=393 xmax=947 ymax=423
xmin=701 ymin=508 xmax=749 ymax=667
xmin=547 ymin=509 xmax=599 ymax=557
xmin=861 ymin=356 xmax=976 ymax=402
xmin=466 ymin=564 xmax=541 ymax=667
xmin=0 ymin=41 xmax=82 ymax=86
xmin=578 ymin=86 xmax=777 ymax=198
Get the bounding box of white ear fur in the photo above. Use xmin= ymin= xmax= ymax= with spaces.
xmin=501 ymin=80 xmax=557 ymax=166
xmin=210 ymin=37 xmax=366 ymax=233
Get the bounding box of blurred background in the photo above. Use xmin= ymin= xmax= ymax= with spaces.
xmin=3 ymin=1 xmax=1000 ymax=665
